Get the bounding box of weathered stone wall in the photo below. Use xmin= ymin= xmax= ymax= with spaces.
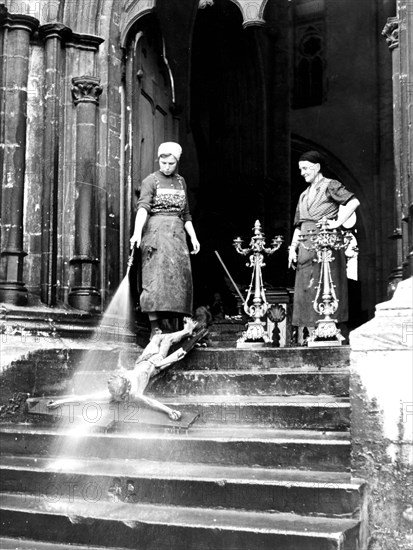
xmin=350 ymin=277 xmax=413 ymax=549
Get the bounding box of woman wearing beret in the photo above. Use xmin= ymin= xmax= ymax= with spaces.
xmin=130 ymin=142 xmax=200 ymax=336
xmin=288 ymin=151 xmax=360 ymax=338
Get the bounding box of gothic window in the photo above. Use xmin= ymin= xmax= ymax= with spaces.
xmin=292 ymin=2 xmax=326 ymax=109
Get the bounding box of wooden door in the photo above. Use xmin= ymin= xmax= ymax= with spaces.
xmin=131 ymin=30 xmax=176 ymax=195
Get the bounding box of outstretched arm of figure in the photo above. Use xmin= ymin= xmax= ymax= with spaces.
xmin=184 ymin=221 xmax=200 ymax=254
xmin=325 ymin=198 xmax=360 ymax=230
xmin=288 ymin=227 xmax=301 ymax=269
xmin=47 ymin=390 xmax=109 ymax=409
xmin=131 ymin=392 xmax=181 ymax=421
xmin=130 ymin=207 xmax=148 ymax=249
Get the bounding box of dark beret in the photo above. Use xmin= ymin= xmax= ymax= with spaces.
xmin=299 ymin=150 xmax=325 ymax=168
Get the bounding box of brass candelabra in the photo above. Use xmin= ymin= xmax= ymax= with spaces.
xmin=298 ymin=217 xmax=353 ymax=346
xmin=233 ymin=220 xmax=283 ymax=347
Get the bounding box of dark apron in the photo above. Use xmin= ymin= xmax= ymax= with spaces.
xmin=292 ymin=221 xmax=348 ymax=327
xmin=139 ymin=214 xmax=193 ymax=316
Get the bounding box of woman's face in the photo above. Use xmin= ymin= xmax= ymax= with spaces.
xmin=299 ymin=161 xmax=320 ymax=184
xmin=159 ymin=154 xmax=178 ymax=176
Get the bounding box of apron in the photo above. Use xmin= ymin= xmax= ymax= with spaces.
xmin=139 ymin=183 xmax=193 ymax=316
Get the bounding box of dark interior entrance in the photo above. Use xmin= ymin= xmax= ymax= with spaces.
xmin=190 ymin=2 xmax=282 ymax=313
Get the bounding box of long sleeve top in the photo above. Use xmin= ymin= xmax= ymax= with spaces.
xmin=137 ymin=171 xmax=192 ymax=223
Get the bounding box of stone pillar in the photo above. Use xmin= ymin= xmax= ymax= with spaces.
xmin=382 ymin=16 xmax=404 ymax=293
xmin=0 ymin=12 xmax=39 ymax=305
xmin=68 ymin=75 xmax=103 ymax=312
xmin=384 ymin=2 xmax=413 ymax=281
xmin=38 ymin=23 xmax=71 ymax=306
xmin=397 ymin=0 xmax=413 ymax=277
xmin=260 ymin=1 xmax=291 ymax=286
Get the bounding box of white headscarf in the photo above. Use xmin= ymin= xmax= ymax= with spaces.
xmin=157 ymin=142 xmax=182 ymax=161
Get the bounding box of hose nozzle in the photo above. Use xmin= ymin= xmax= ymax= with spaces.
xmin=127 ymin=250 xmax=134 ymax=268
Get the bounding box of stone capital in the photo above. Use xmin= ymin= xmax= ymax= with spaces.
xmin=71 ymin=76 xmax=103 ymax=105
xmin=2 ymin=12 xmax=39 ymax=34
xmin=66 ymin=32 xmax=104 ymax=52
xmin=382 ymin=16 xmax=399 ymax=50
xmin=229 ymin=0 xmax=269 ymax=28
xmin=39 ymin=23 xmax=72 ymax=43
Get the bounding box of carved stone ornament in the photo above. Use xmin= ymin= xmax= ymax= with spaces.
xmin=71 ymin=76 xmax=103 ymax=105
xmin=382 ymin=17 xmax=399 ymax=50
xmin=230 ymin=0 xmax=269 ymax=28
xmin=199 ymin=0 xmax=214 ymax=7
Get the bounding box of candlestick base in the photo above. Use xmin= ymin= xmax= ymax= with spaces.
xmin=307 ymin=319 xmax=345 ymax=347
xmin=236 ymin=319 xmax=270 ymax=348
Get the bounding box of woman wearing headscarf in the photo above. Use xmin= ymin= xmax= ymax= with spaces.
xmin=288 ymin=150 xmax=360 ymax=337
xmin=130 ymin=142 xmax=200 ymax=336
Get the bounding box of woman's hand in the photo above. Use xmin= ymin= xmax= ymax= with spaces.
xmin=190 ymin=237 xmax=200 ymax=255
xmin=184 ymin=221 xmax=200 ymax=254
xmin=130 ymin=208 xmax=148 ymax=249
xmin=130 ymin=233 xmax=141 ymax=249
xmin=324 ymin=219 xmax=341 ymax=230
xmin=325 ymin=198 xmax=360 ymax=229
xmin=288 ymin=246 xmax=298 ymax=269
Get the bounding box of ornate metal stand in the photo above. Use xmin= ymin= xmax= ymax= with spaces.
xmin=233 ymin=220 xmax=283 ymax=347
xmin=298 ymin=217 xmax=353 ymax=346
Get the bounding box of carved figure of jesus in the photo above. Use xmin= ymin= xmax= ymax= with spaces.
xmin=47 ymin=318 xmax=199 ymax=421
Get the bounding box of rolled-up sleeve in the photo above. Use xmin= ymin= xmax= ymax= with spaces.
xmin=326 ymin=180 xmax=355 ymax=205
xmin=181 ymin=178 xmax=192 ymax=223
xmin=136 ymin=175 xmax=155 ymax=214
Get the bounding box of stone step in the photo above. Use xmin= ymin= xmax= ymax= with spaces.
xmin=2 ymin=347 xmax=350 ymax=402
xmin=24 ymin=393 xmax=350 ymax=432
xmin=0 ymin=492 xmax=361 ymax=550
xmin=180 ymin=346 xmax=350 ymax=371
xmin=0 ymin=347 xmax=138 ymax=404
xmin=155 ymin=395 xmax=350 ymax=431
xmin=0 ymin=537 xmax=124 ymax=550
xmin=0 ymin=424 xmax=350 ymax=471
xmin=208 ymin=329 xmax=242 ymax=338
xmin=7 ymin=345 xmax=351 ymax=374
xmin=68 ymin=368 xmax=349 ymax=397
xmin=31 ymin=392 xmax=349 ymax=431
xmin=0 ymin=455 xmax=365 ymax=517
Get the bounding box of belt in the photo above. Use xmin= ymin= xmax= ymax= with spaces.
xmin=151 ymin=212 xmax=181 ymax=217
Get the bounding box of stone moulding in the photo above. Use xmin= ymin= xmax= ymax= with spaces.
xmin=119 ymin=0 xmax=270 ymax=47
xmin=382 ymin=16 xmax=399 ymax=50
xmin=120 ymin=0 xmax=156 ymax=47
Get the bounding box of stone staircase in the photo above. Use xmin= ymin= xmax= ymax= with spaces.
xmin=0 ymin=327 xmax=366 ymax=550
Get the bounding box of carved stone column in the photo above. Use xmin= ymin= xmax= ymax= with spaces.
xmin=68 ymin=76 xmax=103 ymax=312
xmin=397 ymin=0 xmax=413 ymax=277
xmin=383 ymin=2 xmax=413 ymax=281
xmin=39 ymin=23 xmax=72 ymax=306
xmin=382 ymin=16 xmax=404 ymax=293
xmin=0 ymin=12 xmax=39 ymax=305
